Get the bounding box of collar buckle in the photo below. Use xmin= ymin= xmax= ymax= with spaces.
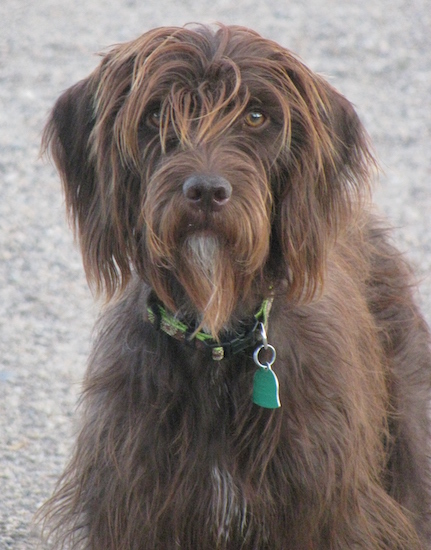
xmin=198 ymin=317 xmax=261 ymax=361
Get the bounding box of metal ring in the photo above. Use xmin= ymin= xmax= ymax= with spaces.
xmin=253 ymin=344 xmax=276 ymax=369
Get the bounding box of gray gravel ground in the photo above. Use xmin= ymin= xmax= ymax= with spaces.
xmin=0 ymin=0 xmax=430 ymax=548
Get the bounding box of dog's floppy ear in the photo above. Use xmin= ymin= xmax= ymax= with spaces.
xmin=43 ymin=74 xmax=133 ymax=297
xmin=273 ymin=71 xmax=375 ymax=302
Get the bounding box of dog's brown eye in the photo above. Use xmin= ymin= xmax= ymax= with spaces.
xmin=244 ymin=110 xmax=267 ymax=128
xmin=146 ymin=109 xmax=162 ymax=129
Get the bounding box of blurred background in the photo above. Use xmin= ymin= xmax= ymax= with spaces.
xmin=0 ymin=0 xmax=430 ymax=547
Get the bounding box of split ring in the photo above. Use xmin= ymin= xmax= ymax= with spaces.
xmin=253 ymin=344 xmax=276 ymax=369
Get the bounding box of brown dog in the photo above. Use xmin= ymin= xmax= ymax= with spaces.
xmin=41 ymin=24 xmax=431 ymax=549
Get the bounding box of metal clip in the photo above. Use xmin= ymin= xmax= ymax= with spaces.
xmin=253 ymin=322 xmax=276 ymax=370
xmin=258 ymin=322 xmax=268 ymax=349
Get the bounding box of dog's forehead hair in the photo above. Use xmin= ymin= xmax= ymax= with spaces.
xmin=126 ymin=24 xmax=292 ymax=92
xmin=101 ymin=25 xmax=313 ymax=149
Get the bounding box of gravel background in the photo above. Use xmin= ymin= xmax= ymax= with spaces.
xmin=1 ymin=0 xmax=430 ymax=548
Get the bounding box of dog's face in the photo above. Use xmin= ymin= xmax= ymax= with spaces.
xmin=45 ymin=24 xmax=373 ymax=336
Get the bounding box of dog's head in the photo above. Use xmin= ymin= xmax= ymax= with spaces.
xmin=44 ymin=24 xmax=374 ymax=336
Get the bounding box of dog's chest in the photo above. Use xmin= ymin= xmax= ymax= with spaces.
xmin=211 ymin=465 xmax=249 ymax=542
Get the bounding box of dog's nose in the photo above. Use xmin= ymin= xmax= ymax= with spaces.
xmin=183 ymin=175 xmax=232 ymax=212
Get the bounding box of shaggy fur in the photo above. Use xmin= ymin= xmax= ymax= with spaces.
xmin=41 ymin=24 xmax=431 ymax=549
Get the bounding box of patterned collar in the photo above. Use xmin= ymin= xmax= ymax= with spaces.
xmin=147 ymin=296 xmax=274 ymax=361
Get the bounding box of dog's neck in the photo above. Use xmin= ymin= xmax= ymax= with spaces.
xmin=146 ymin=293 xmax=274 ymax=361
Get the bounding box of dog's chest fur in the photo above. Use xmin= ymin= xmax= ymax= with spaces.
xmin=211 ymin=465 xmax=249 ymax=542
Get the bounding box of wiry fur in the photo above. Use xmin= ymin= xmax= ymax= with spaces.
xmin=40 ymin=24 xmax=431 ymax=549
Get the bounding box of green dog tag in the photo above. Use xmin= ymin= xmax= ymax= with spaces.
xmin=253 ymin=367 xmax=281 ymax=409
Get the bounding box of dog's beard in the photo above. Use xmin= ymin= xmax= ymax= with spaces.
xmin=176 ymin=234 xmax=238 ymax=338
xmin=143 ymin=165 xmax=272 ymax=338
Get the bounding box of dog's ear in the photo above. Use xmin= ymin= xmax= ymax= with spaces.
xmin=43 ymin=75 xmax=133 ymax=297
xmin=273 ymin=71 xmax=375 ymax=302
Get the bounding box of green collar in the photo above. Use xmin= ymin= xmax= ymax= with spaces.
xmin=147 ymin=296 xmax=274 ymax=361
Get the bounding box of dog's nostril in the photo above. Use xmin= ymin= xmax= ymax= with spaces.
xmin=185 ymin=184 xmax=203 ymax=203
xmin=213 ymin=187 xmax=230 ymax=204
xmin=183 ymin=176 xmax=232 ymax=211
